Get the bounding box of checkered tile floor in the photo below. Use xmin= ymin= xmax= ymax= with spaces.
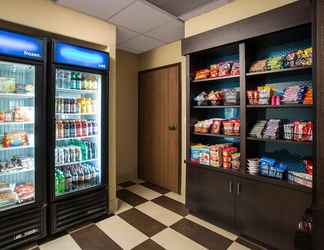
xmin=25 ymin=180 xmax=267 ymax=250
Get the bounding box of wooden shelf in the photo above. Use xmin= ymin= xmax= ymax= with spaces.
xmin=192 ymin=75 xmax=239 ymax=83
xmin=187 ymin=161 xmax=312 ymax=193
xmin=193 ymin=105 xmax=240 ymax=109
xmin=246 ymin=104 xmax=313 ymax=109
xmin=247 ymin=137 xmax=312 ymax=145
xmin=193 ymin=132 xmax=240 ymax=139
xmin=246 ymin=66 xmax=312 ymax=76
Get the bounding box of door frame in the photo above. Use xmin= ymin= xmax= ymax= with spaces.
xmin=138 ymin=63 xmax=182 ymax=193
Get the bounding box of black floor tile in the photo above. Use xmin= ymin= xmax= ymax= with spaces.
xmin=236 ymin=237 xmax=269 ymax=250
xmin=119 ymin=208 xmax=166 ymax=237
xmin=119 ymin=181 xmax=136 ymax=188
xmin=141 ymin=182 xmax=170 ymax=194
xmin=171 ymin=218 xmax=233 ymax=250
xmin=152 ymin=196 xmax=188 ymax=216
xmin=132 ymin=239 xmax=165 ymax=250
xmin=117 ymin=189 xmax=147 ymax=206
xmin=71 ymin=224 xmax=122 ymax=250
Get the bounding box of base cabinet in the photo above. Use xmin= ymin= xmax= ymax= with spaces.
xmin=186 ymin=165 xmax=312 ymax=249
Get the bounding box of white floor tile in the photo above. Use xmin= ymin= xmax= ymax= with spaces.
xmin=97 ymin=215 xmax=148 ymax=250
xmin=186 ymin=214 xmax=238 ymax=241
xmin=164 ymin=192 xmax=185 ymax=204
xmin=227 ymin=242 xmax=251 ymax=250
xmin=152 ymin=228 xmax=207 ymax=250
xmin=39 ymin=235 xmax=81 ymax=250
xmin=136 ymin=201 xmax=182 ymax=226
xmin=115 ymin=199 xmax=133 ymax=214
xmin=126 ymin=184 xmax=161 ymax=200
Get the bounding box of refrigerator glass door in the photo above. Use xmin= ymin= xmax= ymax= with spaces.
xmin=0 ymin=61 xmax=36 ymax=211
xmin=55 ymin=68 xmax=101 ymax=197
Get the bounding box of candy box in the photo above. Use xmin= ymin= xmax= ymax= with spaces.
xmin=199 ymin=147 xmax=210 ymax=165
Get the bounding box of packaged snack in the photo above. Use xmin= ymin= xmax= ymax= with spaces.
xmin=0 ymin=112 xmax=4 ymax=122
xmin=218 ymin=62 xmax=233 ymax=77
xmin=283 ymin=123 xmax=294 ymax=140
xmin=249 ymin=59 xmax=267 ymax=73
xmin=231 ymin=153 xmax=240 ymax=170
xmin=210 ymin=119 xmax=222 ymax=134
xmin=2 ymin=131 xmax=29 ymax=148
xmin=15 ymin=184 xmax=34 ymax=202
xmin=231 ymin=62 xmax=240 ymax=76
xmin=295 ymin=48 xmax=313 ymax=67
xmin=263 ymin=119 xmax=281 ymax=139
xmin=282 ymin=85 xmax=308 ymax=104
xmin=257 ymin=86 xmax=272 ymax=105
xmin=224 ymin=89 xmax=239 ymax=105
xmin=283 ymin=51 xmax=297 ymax=68
xmin=0 ymin=77 xmax=16 ymax=93
xmin=207 ymin=90 xmax=224 ymax=105
xmin=210 ymin=64 xmax=219 ymax=78
xmin=209 ymin=144 xmax=232 ymax=167
xmin=247 ymin=90 xmax=259 ymax=105
xmin=266 ymin=56 xmax=284 ymax=71
xmin=303 ymin=88 xmax=313 ymax=104
xmin=249 ymin=120 xmax=267 ymax=138
xmin=233 ymin=120 xmax=240 ymax=136
xmin=194 ymin=92 xmax=208 ymax=106
xmin=195 ymin=69 xmax=210 ymax=80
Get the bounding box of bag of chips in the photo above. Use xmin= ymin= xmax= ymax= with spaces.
xmin=249 ymin=59 xmax=267 ymax=72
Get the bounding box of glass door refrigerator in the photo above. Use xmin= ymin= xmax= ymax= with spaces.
xmin=0 ymin=30 xmax=47 ymax=249
xmin=49 ymin=40 xmax=109 ymax=234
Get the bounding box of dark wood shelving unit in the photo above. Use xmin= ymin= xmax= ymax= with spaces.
xmin=192 ymin=75 xmax=239 ymax=83
xmin=246 ymin=65 xmax=312 ymax=76
xmin=183 ymin=2 xmax=317 ymax=249
xmin=193 ymin=105 xmax=240 ymax=109
xmin=247 ymin=137 xmax=313 ymax=145
xmin=246 ymin=104 xmax=313 ymax=108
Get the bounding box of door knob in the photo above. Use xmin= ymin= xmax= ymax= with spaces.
xmin=168 ymin=125 xmax=177 ymax=131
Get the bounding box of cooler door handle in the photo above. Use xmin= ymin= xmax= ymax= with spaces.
xmin=168 ymin=125 xmax=177 ymax=131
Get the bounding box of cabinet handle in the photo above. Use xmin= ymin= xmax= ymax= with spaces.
xmin=237 ymin=183 xmax=241 ymax=196
xmin=229 ymin=181 xmax=233 ymax=193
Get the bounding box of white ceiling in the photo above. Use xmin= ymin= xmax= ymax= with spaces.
xmin=56 ymin=0 xmax=231 ymax=54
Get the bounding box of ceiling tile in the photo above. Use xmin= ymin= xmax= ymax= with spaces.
xmin=117 ymin=44 xmax=141 ymax=54
xmin=119 ymin=35 xmax=164 ymax=53
xmin=57 ymin=0 xmax=134 ymax=20
xmin=109 ymin=0 xmax=176 ymax=33
xmin=146 ymin=0 xmax=213 ymax=16
xmin=117 ymin=26 xmax=139 ymax=44
xmin=146 ymin=19 xmax=184 ymax=43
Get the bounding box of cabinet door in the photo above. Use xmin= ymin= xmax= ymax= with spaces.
xmin=235 ymin=178 xmax=312 ymax=250
xmin=186 ymin=165 xmax=235 ymax=230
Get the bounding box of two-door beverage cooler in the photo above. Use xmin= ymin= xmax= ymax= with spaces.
xmin=0 ymin=30 xmax=47 ymax=249
xmin=48 ymin=41 xmax=109 ymax=234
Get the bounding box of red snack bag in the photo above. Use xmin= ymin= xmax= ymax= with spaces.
xmin=219 ymin=62 xmax=233 ymax=77
xmin=231 ymin=62 xmax=240 ymax=76
xmin=210 ymin=64 xmax=219 ymax=78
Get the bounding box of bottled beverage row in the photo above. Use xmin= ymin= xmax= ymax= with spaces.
xmin=56 ymin=97 xmax=96 ymax=114
xmin=55 ymin=163 xmax=100 ymax=194
xmin=56 ymin=119 xmax=97 ymax=139
xmin=56 ymin=70 xmax=98 ymax=90
xmin=55 ymin=140 xmax=96 ymax=165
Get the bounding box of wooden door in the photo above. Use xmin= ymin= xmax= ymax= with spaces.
xmin=139 ymin=64 xmax=180 ymax=192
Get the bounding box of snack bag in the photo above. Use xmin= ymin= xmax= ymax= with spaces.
xmin=249 ymin=59 xmax=267 ymax=72
xmin=208 ymin=90 xmax=224 ymax=105
xmin=199 ymin=146 xmax=210 ymax=165
xmin=219 ymin=62 xmax=233 ymax=77
xmin=210 ymin=64 xmax=219 ymax=78
xmin=266 ymin=56 xmax=284 ymax=71
xmin=231 ymin=62 xmax=240 ymax=76
xmin=195 ymin=69 xmax=210 ymax=80
xmin=194 ymin=92 xmax=208 ymax=106
xmin=210 ymin=119 xmax=222 ymax=134
xmin=284 ymin=51 xmax=297 ymax=68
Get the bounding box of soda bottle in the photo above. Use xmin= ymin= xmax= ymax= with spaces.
xmin=86 ymin=141 xmax=92 ymax=159
xmin=65 ymin=169 xmax=72 ymax=192
xmin=75 ymin=146 xmax=81 ymax=162
xmin=82 ymin=120 xmax=88 ymax=136
xmin=77 ymin=164 xmax=85 ymax=188
xmin=91 ymin=142 xmax=96 ymax=159
xmin=84 ymin=165 xmax=90 ymax=187
xmin=57 ymin=169 xmax=65 ymax=193
xmin=82 ymin=141 xmax=88 ymax=160
xmin=59 ymin=120 xmax=64 ymax=138
xmin=63 ymin=120 xmax=69 ymax=138
xmin=55 ymin=170 xmax=60 ymax=193
xmin=63 ymin=147 xmax=69 ymax=163
xmin=69 ymin=146 xmax=76 ymax=162
xmin=95 ymin=165 xmax=100 ymax=184
xmin=76 ymin=72 xmax=81 ymax=90
xmin=64 ymin=99 xmax=68 ymax=113
xmin=87 ymin=120 xmax=92 ymax=136
xmin=70 ymin=120 xmax=75 ymax=138
xmin=91 ymin=99 xmax=96 ymax=113
xmin=71 ymin=72 xmax=77 ymax=89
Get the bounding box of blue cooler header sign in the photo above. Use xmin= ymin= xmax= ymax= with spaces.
xmin=54 ymin=41 xmax=109 ymax=71
xmin=0 ymin=30 xmax=43 ymax=60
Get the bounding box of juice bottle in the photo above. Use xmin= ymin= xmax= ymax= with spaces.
xmin=82 ymin=120 xmax=88 ymax=136
xmin=76 ymin=98 xmax=81 ymax=114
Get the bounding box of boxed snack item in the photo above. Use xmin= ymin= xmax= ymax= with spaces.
xmin=209 ymin=143 xmax=232 ymax=167
xmin=249 ymin=59 xmax=267 ymax=72
xmin=199 ymin=146 xmax=210 ymax=165
xmin=195 ymin=69 xmax=210 ymax=80
xmin=223 ymin=147 xmax=238 ymax=169
xmin=293 ymin=121 xmax=313 ymax=142
xmin=296 ymin=48 xmax=313 ymax=67
xmin=259 ymin=157 xmax=286 ymax=179
xmin=288 ymin=171 xmax=312 ymax=188
xmin=224 ymin=89 xmax=239 ymax=105
xmin=231 ymin=152 xmax=240 ymax=170
xmin=282 ymin=84 xmax=308 ymax=104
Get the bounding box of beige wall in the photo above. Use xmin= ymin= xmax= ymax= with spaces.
xmin=185 ymin=0 xmax=297 ymax=38
xmin=138 ymin=0 xmax=297 ymax=199
xmin=0 ymin=0 xmax=118 ymax=212
xmin=116 ymin=50 xmax=139 ymax=183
